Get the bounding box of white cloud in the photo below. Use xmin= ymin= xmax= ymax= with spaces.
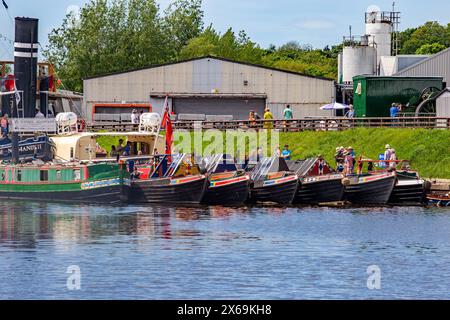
xmin=295 ymin=19 xmax=334 ymax=30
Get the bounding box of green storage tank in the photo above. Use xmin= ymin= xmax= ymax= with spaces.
xmin=352 ymin=76 xmax=444 ymax=117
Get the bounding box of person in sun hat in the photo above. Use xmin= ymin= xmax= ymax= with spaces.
xmin=384 ymin=144 xmax=392 ymax=168
xmin=335 ymin=146 xmax=345 ymax=171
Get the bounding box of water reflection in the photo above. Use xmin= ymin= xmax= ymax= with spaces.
xmin=1 ymin=201 xmax=450 ymax=299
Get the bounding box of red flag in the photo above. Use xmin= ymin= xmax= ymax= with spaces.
xmin=160 ymin=96 xmax=172 ymax=161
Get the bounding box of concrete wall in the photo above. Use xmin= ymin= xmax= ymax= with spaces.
xmin=84 ymin=57 xmax=334 ymax=122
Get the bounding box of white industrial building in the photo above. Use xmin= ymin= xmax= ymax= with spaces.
xmin=338 ymin=8 xmax=400 ymax=84
xmin=83 ymin=56 xmax=335 ymax=123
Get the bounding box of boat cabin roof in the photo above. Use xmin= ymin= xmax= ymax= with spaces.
xmin=201 ymin=154 xmax=238 ymax=173
xmin=286 ymin=158 xmax=335 ymax=177
xmin=50 ymin=132 xmax=164 ymax=162
xmin=251 ymin=157 xmax=291 ymax=181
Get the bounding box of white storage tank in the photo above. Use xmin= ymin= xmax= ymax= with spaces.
xmin=342 ymin=46 xmax=376 ymax=83
xmin=365 ymin=11 xmax=393 ymax=66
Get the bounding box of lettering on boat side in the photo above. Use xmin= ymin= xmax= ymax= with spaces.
xmin=81 ymin=178 xmax=121 ymax=190
xmin=367 ymin=265 xmax=381 ymax=290
xmin=66 ymin=265 xmax=81 ymax=290
xmin=177 ymin=304 xmax=272 ymax=318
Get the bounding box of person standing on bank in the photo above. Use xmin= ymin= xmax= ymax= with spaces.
xmin=263 ymin=107 xmax=274 ymax=129
xmin=283 ymin=104 xmax=293 ymax=131
xmin=345 ymin=105 xmax=355 ymax=118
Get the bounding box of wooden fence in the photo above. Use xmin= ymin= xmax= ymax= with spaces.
xmin=87 ymin=117 xmax=450 ymax=132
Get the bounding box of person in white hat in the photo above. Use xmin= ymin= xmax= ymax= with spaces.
xmin=384 ymin=144 xmax=392 ymax=168
xmin=131 ymin=109 xmax=140 ymax=124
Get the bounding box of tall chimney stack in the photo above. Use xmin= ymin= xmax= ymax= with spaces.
xmin=14 ymin=17 xmax=38 ymax=118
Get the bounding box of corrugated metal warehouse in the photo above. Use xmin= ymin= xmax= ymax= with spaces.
xmin=83 ymin=56 xmax=335 ymax=122
xmin=395 ymin=47 xmax=450 ymax=84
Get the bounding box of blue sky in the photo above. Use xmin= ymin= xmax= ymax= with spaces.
xmin=1 ymin=0 xmax=450 ymax=60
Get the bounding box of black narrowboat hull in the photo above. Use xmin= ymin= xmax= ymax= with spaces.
xmin=294 ymin=174 xmax=344 ymax=205
xmin=344 ymin=173 xmax=396 ymax=205
xmin=250 ymin=175 xmax=299 ymax=205
xmin=388 ymin=179 xmax=425 ymax=205
xmin=0 ymin=184 xmax=129 ymax=204
xmin=202 ymin=175 xmax=250 ymax=205
xmin=129 ymin=175 xmax=208 ymax=205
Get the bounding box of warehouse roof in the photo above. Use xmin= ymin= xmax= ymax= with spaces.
xmin=83 ymin=55 xmax=334 ymax=82
xmin=395 ymin=47 xmax=450 ymax=77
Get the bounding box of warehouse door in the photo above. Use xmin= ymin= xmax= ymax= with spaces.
xmin=173 ymin=98 xmax=266 ymax=120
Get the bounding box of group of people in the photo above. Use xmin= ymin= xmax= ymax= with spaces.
xmin=383 ymin=144 xmax=398 ymax=170
xmin=335 ymin=146 xmax=356 ymax=176
xmin=131 ymin=109 xmax=144 ymax=125
xmin=335 ymin=144 xmax=399 ymax=176
xmin=110 ymin=139 xmax=132 ymax=157
xmin=248 ymin=105 xmax=295 ymax=129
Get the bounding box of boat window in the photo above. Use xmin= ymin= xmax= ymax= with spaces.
xmin=70 ymin=147 xmax=74 ymax=159
xmin=40 ymin=170 xmax=48 ymax=182
xmin=73 ymin=169 xmax=81 ymax=181
xmin=0 ymin=171 xmax=5 ymax=181
xmin=16 ymin=170 xmax=22 ymax=182
xmin=56 ymin=170 xmax=61 ymax=181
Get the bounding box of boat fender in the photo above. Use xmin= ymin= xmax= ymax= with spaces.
xmin=423 ymin=180 xmax=432 ymax=192
xmin=342 ymin=177 xmax=350 ymax=186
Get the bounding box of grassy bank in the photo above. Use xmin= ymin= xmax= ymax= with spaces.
xmin=97 ymin=128 xmax=450 ymax=179
xmin=278 ymin=128 xmax=450 ymax=179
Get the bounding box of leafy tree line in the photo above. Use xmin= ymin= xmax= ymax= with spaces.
xmin=396 ymin=21 xmax=450 ymax=55
xmin=45 ymin=0 xmax=449 ymax=92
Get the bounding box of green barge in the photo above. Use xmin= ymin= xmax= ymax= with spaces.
xmin=0 ymin=162 xmax=130 ymax=204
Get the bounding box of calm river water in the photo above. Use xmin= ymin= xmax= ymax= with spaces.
xmin=1 ymin=201 xmax=450 ymax=300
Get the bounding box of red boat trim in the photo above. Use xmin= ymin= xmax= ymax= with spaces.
xmin=210 ymin=175 xmax=249 ymax=188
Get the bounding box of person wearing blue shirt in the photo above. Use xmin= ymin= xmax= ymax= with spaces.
xmin=122 ymin=141 xmax=131 ymax=156
xmin=281 ymin=144 xmax=292 ymax=160
xmin=390 ymin=103 xmax=399 ymax=118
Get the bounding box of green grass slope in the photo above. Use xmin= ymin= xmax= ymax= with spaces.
xmin=279 ymin=128 xmax=450 ymax=179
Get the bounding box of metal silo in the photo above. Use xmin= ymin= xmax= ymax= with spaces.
xmin=342 ymin=40 xmax=376 ymax=83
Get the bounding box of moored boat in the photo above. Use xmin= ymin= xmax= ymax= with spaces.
xmin=0 ymin=161 xmax=130 ymax=204
xmin=200 ymin=154 xmax=250 ymax=205
xmin=359 ymin=159 xmax=426 ymax=205
xmin=389 ymin=169 xmax=426 ymax=205
xmin=343 ymin=171 xmax=397 ymax=205
xmin=426 ymin=193 xmax=450 ymax=207
xmin=287 ymin=158 xmax=344 ymax=205
xmin=129 ymin=154 xmax=208 ymax=205
xmin=249 ymin=157 xmax=298 ymax=205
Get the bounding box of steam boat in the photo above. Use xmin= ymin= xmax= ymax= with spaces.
xmin=0 ymin=161 xmax=129 ymax=203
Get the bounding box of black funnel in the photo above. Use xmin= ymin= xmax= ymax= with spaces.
xmin=14 ymin=17 xmax=38 ymax=118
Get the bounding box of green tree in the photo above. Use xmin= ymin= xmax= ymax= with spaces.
xmin=415 ymin=43 xmax=447 ymax=55
xmin=163 ymin=0 xmax=204 ymax=55
xmin=399 ymin=22 xmax=450 ymax=54
xmin=44 ymin=0 xmax=203 ymax=92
